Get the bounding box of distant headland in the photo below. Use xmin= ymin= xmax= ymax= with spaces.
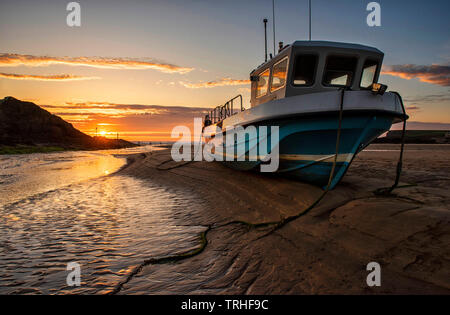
xmin=0 ymin=97 xmax=137 ymax=154
xmin=375 ymin=129 xmax=450 ymax=144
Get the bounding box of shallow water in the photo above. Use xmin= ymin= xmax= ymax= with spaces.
xmin=0 ymin=146 xmax=205 ymax=294
xmin=0 ymin=145 xmax=156 ymax=205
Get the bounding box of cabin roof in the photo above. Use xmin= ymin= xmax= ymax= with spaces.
xmin=250 ymin=41 xmax=383 ymax=76
xmin=292 ymin=40 xmax=383 ymax=54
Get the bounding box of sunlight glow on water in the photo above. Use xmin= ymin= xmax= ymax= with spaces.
xmin=0 ymin=145 xmax=159 ymax=205
xmin=0 ymin=147 xmax=204 ymax=294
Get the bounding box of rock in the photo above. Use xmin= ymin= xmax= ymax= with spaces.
xmin=0 ymin=96 xmax=136 ymax=150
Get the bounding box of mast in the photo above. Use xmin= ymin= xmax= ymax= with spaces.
xmin=263 ymin=18 xmax=268 ymax=62
xmin=272 ymin=0 xmax=276 ymax=55
xmin=309 ymin=0 xmax=312 ymax=41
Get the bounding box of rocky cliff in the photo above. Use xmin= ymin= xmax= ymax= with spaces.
xmin=0 ymin=97 xmax=136 ymax=150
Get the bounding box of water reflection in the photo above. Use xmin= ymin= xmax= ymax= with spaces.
xmin=0 ymin=145 xmax=156 ymax=205
xmin=0 ymin=175 xmax=204 ymax=294
xmin=0 ymin=146 xmax=204 ymax=294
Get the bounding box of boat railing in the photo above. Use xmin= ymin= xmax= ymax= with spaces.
xmin=208 ymin=94 xmax=244 ymax=124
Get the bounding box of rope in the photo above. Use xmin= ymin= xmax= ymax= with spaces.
xmin=154 ymin=88 xmax=347 ymax=232
xmin=253 ymin=87 xmax=346 ymax=234
xmin=156 ymin=88 xmax=406 ymax=224
xmin=111 ymin=90 xmax=408 ymax=294
xmin=112 ymin=88 xmax=417 ymax=294
xmin=374 ymin=91 xmax=407 ymax=195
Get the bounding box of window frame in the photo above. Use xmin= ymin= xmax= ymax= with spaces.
xmin=255 ymin=68 xmax=271 ymax=98
xmin=291 ymin=53 xmax=319 ymax=87
xmin=359 ymin=58 xmax=379 ymax=89
xmin=322 ymin=54 xmax=359 ymax=88
xmin=270 ymin=57 xmax=289 ymax=93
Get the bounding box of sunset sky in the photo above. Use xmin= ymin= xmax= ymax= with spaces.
xmin=1 ymin=0 xmax=449 ymax=141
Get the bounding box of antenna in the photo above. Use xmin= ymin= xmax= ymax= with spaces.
xmin=263 ymin=18 xmax=268 ymax=62
xmin=272 ymin=0 xmax=276 ymax=55
xmin=309 ymin=0 xmax=312 ymax=41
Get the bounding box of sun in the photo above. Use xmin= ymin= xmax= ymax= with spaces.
xmin=99 ymin=131 xmax=107 ymax=136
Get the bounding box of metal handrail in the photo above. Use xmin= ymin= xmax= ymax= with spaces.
xmin=208 ymin=94 xmax=244 ymax=124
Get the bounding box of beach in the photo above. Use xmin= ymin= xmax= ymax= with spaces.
xmin=114 ymin=144 xmax=450 ymax=294
xmin=1 ymin=144 xmax=448 ymax=294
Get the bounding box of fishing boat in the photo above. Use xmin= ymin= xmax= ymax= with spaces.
xmin=202 ymin=40 xmax=408 ymax=189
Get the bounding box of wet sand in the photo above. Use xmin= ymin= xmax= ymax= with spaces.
xmin=115 ymin=144 xmax=450 ymax=294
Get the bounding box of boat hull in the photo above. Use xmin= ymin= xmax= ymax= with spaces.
xmin=213 ymin=112 xmax=396 ymax=189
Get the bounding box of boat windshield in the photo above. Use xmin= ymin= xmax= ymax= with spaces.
xmin=292 ymin=54 xmax=317 ymax=86
xmin=323 ymin=55 xmax=358 ymax=87
xmin=271 ymin=57 xmax=288 ymax=92
xmin=256 ymin=69 xmax=270 ymax=98
xmin=360 ymin=59 xmax=379 ymax=88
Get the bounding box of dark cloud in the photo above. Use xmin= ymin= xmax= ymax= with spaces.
xmin=404 ymin=93 xmax=450 ymax=105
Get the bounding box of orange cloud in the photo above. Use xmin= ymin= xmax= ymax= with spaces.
xmin=38 ymin=101 xmax=209 ymax=141
xmin=382 ymin=64 xmax=450 ymax=86
xmin=0 ymin=72 xmax=100 ymax=81
xmin=179 ymin=78 xmax=250 ymax=88
xmin=0 ymin=53 xmax=193 ymax=74
xmin=42 ymin=101 xmax=208 ymax=119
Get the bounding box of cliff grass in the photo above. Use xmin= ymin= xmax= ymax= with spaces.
xmin=0 ymin=145 xmax=66 ymax=155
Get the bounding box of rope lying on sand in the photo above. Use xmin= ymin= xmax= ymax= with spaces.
xmin=111 ymin=89 xmax=408 ymax=294
xmin=110 ymin=89 xmax=346 ymax=294
xmin=108 ymin=226 xmax=212 ymax=295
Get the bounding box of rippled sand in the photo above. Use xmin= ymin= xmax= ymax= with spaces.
xmin=116 ymin=144 xmax=450 ymax=294
xmin=1 ymin=144 xmax=449 ymax=294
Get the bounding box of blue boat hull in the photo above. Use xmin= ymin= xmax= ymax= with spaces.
xmin=219 ymin=112 xmax=396 ymax=190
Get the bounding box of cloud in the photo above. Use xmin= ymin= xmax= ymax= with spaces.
xmin=0 ymin=72 xmax=100 ymax=81
xmin=403 ymin=93 xmax=450 ymax=104
xmin=382 ymin=64 xmax=450 ymax=86
xmin=62 ymin=101 xmax=207 ymax=113
xmin=0 ymin=53 xmax=193 ymax=74
xmin=238 ymin=87 xmax=251 ymax=93
xmin=41 ymin=101 xmax=209 ymax=119
xmin=179 ymin=78 xmax=250 ymax=89
xmin=406 ymin=106 xmax=420 ymax=110
xmin=39 ymin=101 xmax=211 ymax=140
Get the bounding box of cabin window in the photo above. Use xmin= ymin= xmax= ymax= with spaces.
xmin=323 ymin=55 xmax=358 ymax=87
xmin=360 ymin=59 xmax=378 ymax=88
xmin=271 ymin=57 xmax=288 ymax=92
xmin=292 ymin=54 xmax=317 ymax=86
xmin=256 ymin=69 xmax=270 ymax=98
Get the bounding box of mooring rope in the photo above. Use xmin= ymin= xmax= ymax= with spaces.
xmin=374 ymin=91 xmax=407 ymax=195
xmin=111 ymin=89 xmax=347 ymax=294
xmin=113 ymin=89 xmax=408 ymax=294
